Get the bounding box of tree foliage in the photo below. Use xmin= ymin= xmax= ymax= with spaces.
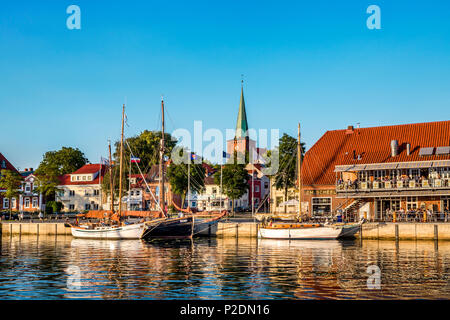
xmin=214 ymin=155 xmax=249 ymax=213
xmin=34 ymin=147 xmax=88 ymax=199
xmin=114 ymin=130 xmax=177 ymax=174
xmin=0 ymin=169 xmax=23 ymax=218
xmin=271 ymin=133 xmax=306 ymax=212
xmin=167 ymin=162 xmax=205 ymax=208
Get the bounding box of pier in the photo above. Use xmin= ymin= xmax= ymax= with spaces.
xmin=1 ymin=222 xmax=71 ymax=236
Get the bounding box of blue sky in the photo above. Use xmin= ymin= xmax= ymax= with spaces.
xmin=1 ymin=0 xmax=449 ymax=169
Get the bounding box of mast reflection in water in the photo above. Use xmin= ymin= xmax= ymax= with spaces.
xmin=0 ymin=235 xmax=449 ymax=299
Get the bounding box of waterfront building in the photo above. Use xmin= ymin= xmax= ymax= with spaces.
xmin=19 ymin=168 xmax=45 ymax=212
xmin=56 ymin=164 xmax=106 ymax=212
xmin=301 ymin=121 xmax=450 ymax=220
xmin=126 ymin=164 xmax=182 ymax=211
xmin=0 ymin=152 xmax=21 ymax=211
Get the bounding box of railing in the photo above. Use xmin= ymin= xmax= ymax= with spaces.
xmin=337 ymin=178 xmax=450 ymax=192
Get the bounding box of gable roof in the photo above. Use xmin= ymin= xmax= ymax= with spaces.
xmin=58 ymin=164 xmax=107 ymax=186
xmin=302 ymin=120 xmax=450 ymax=186
xmin=0 ymin=152 xmax=19 ymax=174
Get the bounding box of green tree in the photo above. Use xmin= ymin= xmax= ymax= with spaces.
xmin=115 ymin=130 xmax=177 ymax=173
xmin=36 ymin=147 xmax=88 ymax=176
xmin=272 ymin=133 xmax=306 ymax=213
xmin=101 ymin=165 xmax=128 ymax=203
xmin=214 ymin=156 xmax=249 ymax=214
xmin=0 ymin=170 xmax=23 ymax=219
xmin=34 ymin=147 xmax=88 ymax=200
xmin=167 ymin=161 xmax=205 ymax=208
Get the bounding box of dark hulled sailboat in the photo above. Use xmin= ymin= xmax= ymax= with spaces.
xmin=141 ymin=97 xmax=195 ymax=240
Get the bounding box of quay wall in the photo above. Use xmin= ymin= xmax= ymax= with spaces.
xmin=216 ymin=222 xmax=450 ymax=240
xmin=2 ymin=221 xmax=450 ymax=240
xmin=1 ymin=223 xmax=71 ymax=236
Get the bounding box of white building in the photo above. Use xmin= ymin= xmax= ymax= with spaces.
xmin=56 ymin=164 xmax=106 ymax=212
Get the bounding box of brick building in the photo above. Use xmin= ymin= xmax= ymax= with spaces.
xmin=300 ymin=121 xmax=450 ymax=220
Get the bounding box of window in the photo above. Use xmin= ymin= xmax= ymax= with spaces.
xmin=82 ymin=176 xmax=86 ymax=181
xmin=93 ymin=204 xmax=99 ymax=210
xmin=24 ymin=198 xmax=30 ymax=208
xmin=25 ymin=184 xmax=31 ymax=192
xmin=69 ymin=204 xmax=75 ymax=210
xmin=255 ymin=185 xmax=260 ymax=192
xmin=264 ymin=182 xmax=269 ymax=189
xmin=3 ymin=198 xmax=9 ymax=209
xmin=212 ymin=188 xmax=217 ymax=194
xmin=85 ymin=204 xmax=91 ymax=210
xmin=32 ymin=198 xmax=38 ymax=208
xmin=77 ymin=176 xmax=80 ymax=181
xmin=93 ymin=189 xmax=99 ymax=196
xmin=135 ymin=190 xmax=140 ymax=196
xmin=130 ymin=191 xmax=134 ymax=196
xmin=312 ymin=197 xmax=332 ymax=215
xmin=11 ymin=198 xmax=16 ymax=209
xmin=1 ymin=160 xmax=6 ymax=168
xmin=407 ymin=197 xmax=418 ymax=210
xmin=69 ymin=190 xmax=75 ymax=197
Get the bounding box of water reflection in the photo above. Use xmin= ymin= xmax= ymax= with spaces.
xmin=0 ymin=235 xmax=449 ymax=299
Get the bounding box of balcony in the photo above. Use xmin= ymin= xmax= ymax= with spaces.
xmin=336 ymin=178 xmax=450 ymax=198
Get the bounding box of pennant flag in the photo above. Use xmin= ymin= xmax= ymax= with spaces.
xmin=100 ymin=157 xmax=110 ymax=165
xmin=131 ymin=157 xmax=141 ymax=163
xmin=222 ymin=151 xmax=230 ymax=159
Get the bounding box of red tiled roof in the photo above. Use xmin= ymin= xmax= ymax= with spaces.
xmin=72 ymin=164 xmax=104 ymax=174
xmin=302 ymin=120 xmax=450 ymax=186
xmin=0 ymin=152 xmax=19 ymax=174
xmin=58 ymin=164 xmax=107 ymax=185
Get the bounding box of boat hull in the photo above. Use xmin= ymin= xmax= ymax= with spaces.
xmin=258 ymin=223 xmax=361 ymax=240
xmin=71 ymin=223 xmax=145 ymax=239
xmin=142 ymin=217 xmax=194 ymax=239
xmin=193 ymin=218 xmax=219 ymax=236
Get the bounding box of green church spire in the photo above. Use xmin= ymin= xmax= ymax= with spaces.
xmin=235 ymin=81 xmax=249 ymax=139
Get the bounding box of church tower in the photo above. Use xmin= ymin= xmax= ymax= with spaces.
xmin=227 ymin=80 xmax=255 ymax=159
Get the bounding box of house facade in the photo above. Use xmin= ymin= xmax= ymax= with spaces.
xmin=56 ymin=164 xmax=106 ymax=212
xmin=0 ymin=152 xmax=22 ymax=211
xmin=19 ymin=168 xmax=45 ymax=212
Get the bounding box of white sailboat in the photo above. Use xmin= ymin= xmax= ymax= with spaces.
xmin=70 ymin=104 xmax=146 ymax=239
xmin=258 ymin=123 xmax=363 ymax=240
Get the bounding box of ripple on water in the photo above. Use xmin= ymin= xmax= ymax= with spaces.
xmin=1 ymin=236 xmax=450 ymax=299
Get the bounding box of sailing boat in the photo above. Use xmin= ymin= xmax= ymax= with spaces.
xmin=70 ymin=104 xmax=146 ymax=239
xmin=258 ymin=123 xmax=362 ymax=240
xmin=141 ymin=97 xmax=195 ymax=240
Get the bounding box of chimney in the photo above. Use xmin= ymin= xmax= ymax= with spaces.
xmin=346 ymin=125 xmax=354 ymax=134
xmin=391 ymin=140 xmax=399 ymax=157
xmin=406 ymin=143 xmax=411 ymax=156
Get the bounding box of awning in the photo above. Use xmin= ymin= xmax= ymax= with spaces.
xmin=334 ymin=164 xmax=367 ymax=172
xmin=335 ymin=160 xmax=448 ymax=172
xmin=432 ymin=160 xmax=450 ymax=168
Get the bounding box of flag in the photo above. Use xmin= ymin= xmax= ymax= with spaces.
xmin=222 ymin=151 xmax=230 ymax=159
xmin=100 ymin=157 xmax=110 ymax=165
xmin=190 ymin=153 xmax=197 ymax=161
xmin=131 ymin=157 xmax=141 ymax=163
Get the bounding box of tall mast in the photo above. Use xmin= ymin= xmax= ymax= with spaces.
xmin=297 ymin=123 xmax=302 ymax=221
xmin=108 ymin=141 xmax=114 ymax=213
xmin=159 ymin=97 xmax=166 ymax=216
xmin=118 ymin=104 xmax=125 ymax=221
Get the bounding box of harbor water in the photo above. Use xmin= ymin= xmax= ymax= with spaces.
xmin=1 ymin=235 xmax=450 ymax=299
